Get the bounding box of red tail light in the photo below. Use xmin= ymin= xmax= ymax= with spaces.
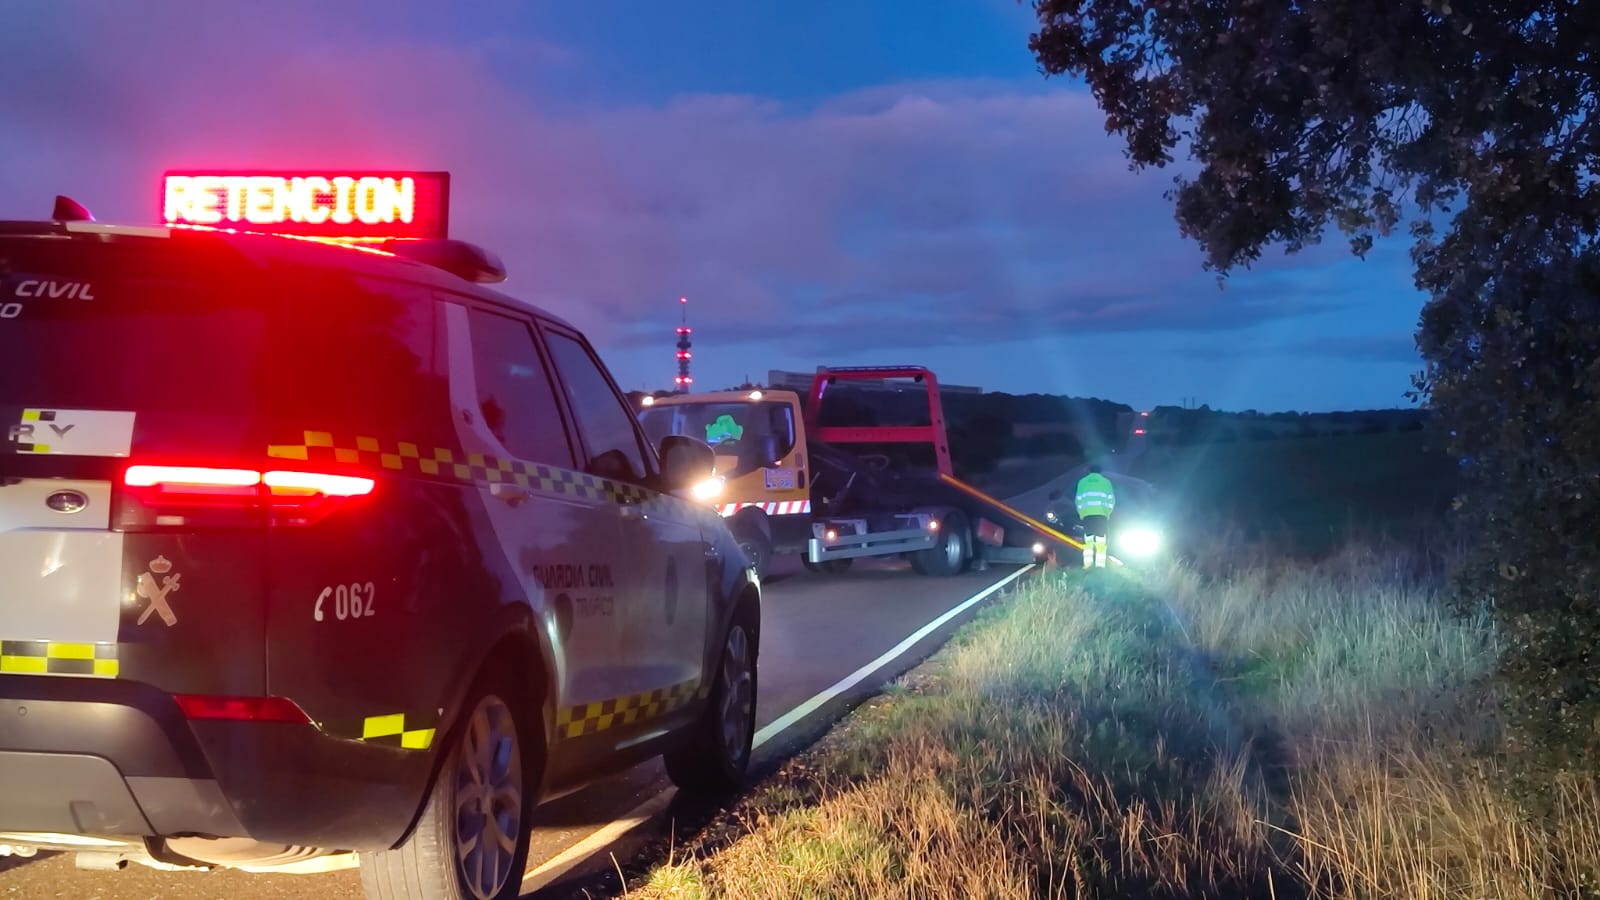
xmin=260 ymin=470 xmax=375 ymax=497
xmin=175 ymin=694 xmax=311 ymax=723
xmin=116 ymin=465 xmax=375 ymax=530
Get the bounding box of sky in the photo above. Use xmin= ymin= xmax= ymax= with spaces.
xmin=0 ymin=0 xmax=1429 ymax=412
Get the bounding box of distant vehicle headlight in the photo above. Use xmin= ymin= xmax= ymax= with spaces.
xmin=1117 ymin=525 xmax=1163 ymax=559
xmin=691 ymin=475 xmax=725 ymax=501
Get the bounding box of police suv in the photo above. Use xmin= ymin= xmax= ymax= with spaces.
xmin=0 ymin=191 xmax=761 ymax=900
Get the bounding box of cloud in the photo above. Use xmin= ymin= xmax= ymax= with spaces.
xmin=1291 ymin=335 xmax=1423 ymax=364
xmin=0 ymin=3 xmax=1414 ymax=370
xmin=1178 ymin=333 xmax=1421 ymax=365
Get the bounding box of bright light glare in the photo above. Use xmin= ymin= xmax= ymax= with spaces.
xmin=748 ymin=390 xmax=763 ymax=400
xmin=641 ymin=395 xmax=656 ymax=407
xmin=124 ymin=465 xmax=261 ymax=487
xmin=263 ymin=471 xmax=375 ymax=497
xmin=1118 ymin=526 xmax=1163 ymax=558
xmin=690 ymin=475 xmax=724 ymax=501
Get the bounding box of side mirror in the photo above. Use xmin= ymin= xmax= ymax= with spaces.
xmin=659 ymin=434 xmax=716 ymax=494
xmin=759 ymin=433 xmax=781 ymax=463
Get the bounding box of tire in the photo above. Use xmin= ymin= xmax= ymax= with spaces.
xmin=801 ymin=556 xmax=853 ymax=574
xmin=732 ymin=522 xmax=772 ymax=581
xmin=913 ymin=510 xmax=969 ymax=577
xmin=663 ymin=611 xmax=758 ymax=796
xmin=359 ymin=676 xmax=536 ymax=900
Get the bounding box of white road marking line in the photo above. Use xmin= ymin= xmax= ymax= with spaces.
xmin=520 ymin=787 xmax=679 ymax=888
xmin=521 ymin=564 xmax=1036 ymax=888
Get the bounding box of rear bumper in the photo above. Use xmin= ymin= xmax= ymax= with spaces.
xmin=0 ymin=676 xmax=432 ymax=852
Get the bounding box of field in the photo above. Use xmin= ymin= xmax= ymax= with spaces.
xmin=614 ymin=431 xmax=1598 ymax=900
xmin=623 ymin=556 xmax=1599 ymax=900
xmin=966 ymin=429 xmax=1459 ymax=558
xmin=1125 ymin=430 xmax=1458 ymax=556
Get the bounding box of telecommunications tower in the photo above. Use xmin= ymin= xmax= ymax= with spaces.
xmin=673 ymin=296 xmax=693 ymax=393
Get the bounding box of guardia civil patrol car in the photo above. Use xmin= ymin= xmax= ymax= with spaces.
xmin=0 ymin=183 xmax=761 ymax=900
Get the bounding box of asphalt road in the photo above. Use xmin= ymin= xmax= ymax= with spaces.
xmin=0 ymin=556 xmax=1031 ymax=900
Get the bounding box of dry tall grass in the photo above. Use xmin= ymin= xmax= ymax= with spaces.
xmin=1158 ymin=545 xmax=1600 ymax=899
xmin=626 ymin=548 xmax=1600 ymax=900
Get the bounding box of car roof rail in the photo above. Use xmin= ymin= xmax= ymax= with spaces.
xmin=379 ymin=238 xmax=507 ymax=284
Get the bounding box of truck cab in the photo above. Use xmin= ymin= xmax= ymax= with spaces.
xmin=638 ymin=389 xmax=813 ymax=576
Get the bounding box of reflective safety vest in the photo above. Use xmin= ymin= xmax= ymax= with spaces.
xmin=1074 ymin=472 xmax=1116 ymax=518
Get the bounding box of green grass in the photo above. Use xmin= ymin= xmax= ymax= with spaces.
xmin=625 ymin=550 xmax=1600 ymax=900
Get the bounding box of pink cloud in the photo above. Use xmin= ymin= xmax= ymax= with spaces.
xmin=0 ymin=2 xmax=1408 ymax=372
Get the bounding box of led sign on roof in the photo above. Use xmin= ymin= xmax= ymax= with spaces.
xmin=161 ymin=170 xmax=450 ymax=239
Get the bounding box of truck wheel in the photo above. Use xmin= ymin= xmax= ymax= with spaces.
xmin=735 ymin=528 xmax=772 ymax=580
xmin=913 ymin=510 xmax=969 ymax=577
xmin=801 ymin=556 xmax=853 ymax=574
xmin=359 ymin=677 xmax=536 ymax=900
xmin=664 ymin=612 xmax=758 ymax=796
xmin=727 ymin=513 xmax=772 ymax=580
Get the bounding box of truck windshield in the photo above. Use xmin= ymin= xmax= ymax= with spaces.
xmin=639 ymin=400 xmax=797 ymax=477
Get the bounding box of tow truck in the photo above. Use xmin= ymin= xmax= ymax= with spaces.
xmin=638 ymin=366 xmax=1090 ymax=577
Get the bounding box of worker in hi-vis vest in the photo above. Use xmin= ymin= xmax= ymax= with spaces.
xmin=1074 ymin=464 xmax=1116 ymax=568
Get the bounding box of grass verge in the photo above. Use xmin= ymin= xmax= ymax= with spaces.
xmin=623 ymin=549 xmax=1600 ymax=900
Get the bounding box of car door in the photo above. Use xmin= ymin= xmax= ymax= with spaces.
xmin=540 ymin=326 xmax=710 ymax=717
xmin=443 ymin=303 xmax=630 ymax=728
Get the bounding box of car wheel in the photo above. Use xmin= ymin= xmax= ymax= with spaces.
xmin=359 ymin=680 xmax=535 ymax=900
xmin=913 ymin=510 xmax=969 ymax=577
xmin=663 ymin=613 xmax=758 ymax=795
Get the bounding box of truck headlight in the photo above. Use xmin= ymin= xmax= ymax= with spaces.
xmin=1118 ymin=526 xmax=1163 ymax=559
xmin=691 ymin=475 xmax=725 ymax=501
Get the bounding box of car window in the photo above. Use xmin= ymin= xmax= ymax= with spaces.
xmin=543 ymin=330 xmax=652 ymax=483
xmin=271 ymin=268 xmax=453 ymax=453
xmin=466 ymin=309 xmax=575 ymax=468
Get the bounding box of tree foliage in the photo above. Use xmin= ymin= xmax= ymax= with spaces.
xmin=1029 ymin=0 xmax=1600 ymax=770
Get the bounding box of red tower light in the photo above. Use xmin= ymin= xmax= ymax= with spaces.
xmin=673 ymin=296 xmax=692 ymax=393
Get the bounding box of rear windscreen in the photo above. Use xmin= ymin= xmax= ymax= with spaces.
xmin=0 ymin=233 xmax=271 ymax=461
xmin=0 ymin=234 xmax=271 ymax=416
xmin=0 ymin=233 xmax=448 ymax=464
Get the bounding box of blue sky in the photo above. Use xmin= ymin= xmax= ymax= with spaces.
xmin=0 ymin=0 xmax=1428 ymax=412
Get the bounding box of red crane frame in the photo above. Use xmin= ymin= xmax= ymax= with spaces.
xmin=802 ymin=366 xmax=954 ymax=477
